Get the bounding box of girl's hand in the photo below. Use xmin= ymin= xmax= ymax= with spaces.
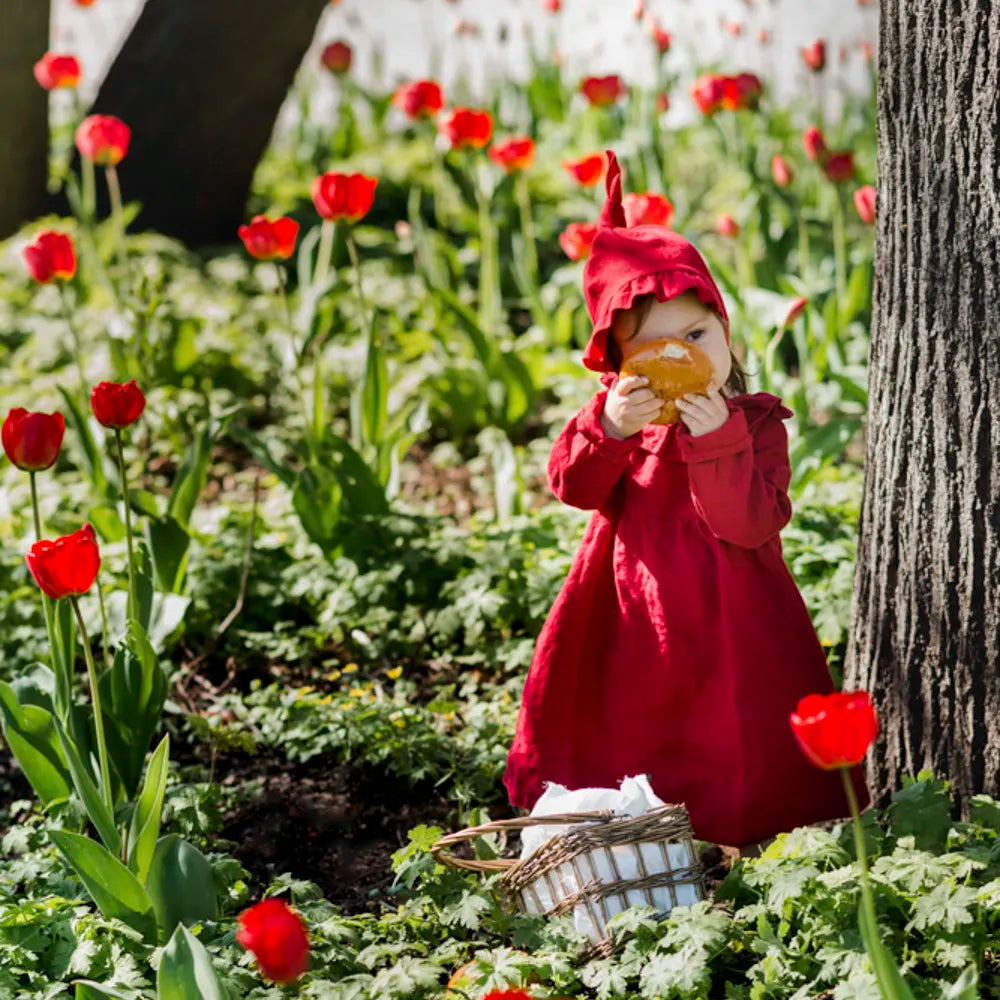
xmin=601 ymin=375 xmax=664 ymax=439
xmin=676 ymin=386 xmax=730 ymax=437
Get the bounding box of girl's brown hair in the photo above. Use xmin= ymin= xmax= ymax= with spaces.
xmin=605 ymin=293 xmax=748 ymax=397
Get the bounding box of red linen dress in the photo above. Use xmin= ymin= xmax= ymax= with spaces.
xmin=503 ymin=379 xmax=870 ymax=847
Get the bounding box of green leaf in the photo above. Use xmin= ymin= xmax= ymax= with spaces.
xmin=857 ymin=900 xmax=916 ymax=1000
xmin=127 ymin=733 xmax=170 ymax=883
xmin=99 ymin=620 xmax=167 ymax=799
xmin=292 ymin=464 xmax=343 ymax=554
xmin=74 ymin=983 xmax=134 ymax=1000
xmin=888 ymin=772 xmax=952 ymax=853
xmin=49 ymin=830 xmax=157 ymax=942
xmin=157 ymin=924 xmax=230 ymax=1000
xmin=145 ymin=835 xmax=218 ymax=941
xmin=57 ymin=386 xmax=110 ymax=499
xmin=0 ymin=681 xmax=72 ymax=806
xmin=168 ymin=419 xmax=216 ymax=530
xmin=52 ymin=713 xmax=121 ymax=855
xmin=906 ymin=882 xmax=976 ymax=934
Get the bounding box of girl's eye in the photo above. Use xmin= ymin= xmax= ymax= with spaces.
xmin=687 ymin=329 xmax=704 ymax=341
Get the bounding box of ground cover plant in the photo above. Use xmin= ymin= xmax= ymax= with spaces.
xmin=4 ymin=3 xmax=992 ymax=998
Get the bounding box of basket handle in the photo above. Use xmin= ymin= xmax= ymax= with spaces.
xmin=430 ymin=810 xmax=617 ymax=872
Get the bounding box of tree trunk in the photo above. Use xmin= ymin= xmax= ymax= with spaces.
xmin=844 ymin=0 xmax=1000 ymax=817
xmin=84 ymin=0 xmax=328 ymax=245
xmin=0 ymin=0 xmax=51 ymax=238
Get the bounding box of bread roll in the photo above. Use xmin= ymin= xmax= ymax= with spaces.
xmin=620 ymin=337 xmax=714 ymax=425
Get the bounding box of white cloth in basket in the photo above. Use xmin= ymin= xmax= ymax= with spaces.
xmin=517 ymin=775 xmax=700 ymax=942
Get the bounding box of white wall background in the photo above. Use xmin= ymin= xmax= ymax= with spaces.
xmin=51 ymin=0 xmax=878 ymax=124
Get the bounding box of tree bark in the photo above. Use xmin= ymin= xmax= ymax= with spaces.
xmin=845 ymin=1 xmax=1000 ymax=817
xmin=84 ymin=0 xmax=328 ymax=245
xmin=0 ymin=0 xmax=51 ymax=238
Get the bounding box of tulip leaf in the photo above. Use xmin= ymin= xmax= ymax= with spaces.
xmin=0 ymin=682 xmax=72 ymax=807
xmin=49 ymin=830 xmax=157 ymax=942
xmin=292 ymin=464 xmax=343 ymax=555
xmin=99 ymin=620 xmax=167 ymax=799
xmin=135 ymin=540 xmax=155 ymax=633
xmin=144 ymin=513 xmax=190 ymax=594
xmin=74 ymin=982 xmax=134 ymax=1000
xmin=127 ymin=733 xmax=170 ymax=883
xmin=157 ymin=924 xmax=231 ymax=1000
xmin=169 ymin=416 xmax=226 ymax=531
xmin=56 ymin=385 xmax=111 ymax=500
xmin=145 ymin=835 xmax=218 ymax=941
xmin=52 ymin=714 xmax=121 ymax=855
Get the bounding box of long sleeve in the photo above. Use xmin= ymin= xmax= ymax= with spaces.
xmin=547 ymin=390 xmax=642 ymax=510
xmin=676 ymin=404 xmax=792 ymax=548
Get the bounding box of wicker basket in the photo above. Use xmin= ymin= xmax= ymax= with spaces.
xmin=431 ymin=804 xmax=706 ymax=957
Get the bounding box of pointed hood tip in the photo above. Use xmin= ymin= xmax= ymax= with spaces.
xmin=598 ymin=148 xmax=627 ymax=229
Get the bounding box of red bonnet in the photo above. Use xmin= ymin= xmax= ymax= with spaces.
xmin=581 ymin=150 xmax=730 ymax=372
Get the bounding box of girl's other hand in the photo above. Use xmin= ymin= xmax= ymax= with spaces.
xmin=676 ymin=386 xmax=730 ymax=437
xmin=600 ymin=375 xmax=664 ymax=439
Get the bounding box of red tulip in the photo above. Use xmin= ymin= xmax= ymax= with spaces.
xmin=481 ymin=992 xmax=536 ymax=1000
xmin=75 ymin=114 xmax=130 ymax=166
xmin=721 ymin=72 xmax=762 ymax=111
xmin=632 ymin=0 xmax=646 ymax=20
xmin=236 ymin=899 xmax=309 ymax=984
xmin=758 ymin=28 xmax=772 ymax=44
xmin=716 ymin=213 xmax=740 ymax=237
xmin=649 ymin=21 xmax=671 ymax=54
xmin=802 ymin=125 xmax=827 ymax=162
xmin=25 ymin=524 xmax=101 ymax=601
xmin=310 ymin=172 xmax=378 ymax=222
xmin=823 ymin=151 xmax=856 ymax=183
xmin=437 ymin=107 xmax=493 ymax=149
xmin=320 ymin=40 xmax=352 ymax=74
xmin=562 ymin=153 xmax=605 ymax=187
xmin=623 ymin=192 xmax=674 ymax=229
xmin=580 ymin=75 xmax=625 ymax=107
xmin=22 ymin=231 xmax=77 ymax=284
xmin=854 ymin=185 xmax=876 ymax=224
xmin=542 ymin=0 xmax=561 ymax=11
xmin=789 ymin=691 xmax=879 ymax=771
xmin=690 ymin=73 xmax=727 ymax=115
xmin=33 ymin=53 xmax=81 ymax=90
xmin=860 ymin=41 xmax=875 ymax=64
xmin=782 ymin=297 xmax=808 ymax=328
xmin=452 ymin=19 xmax=481 ymax=37
xmin=90 ymin=380 xmax=145 ymax=430
xmin=72 ymin=0 xmax=97 ymax=5
xmin=771 ymin=154 xmax=794 ymax=188
xmin=238 ymin=215 xmax=300 ymax=261
xmin=488 ymin=136 xmax=535 ymax=173
xmin=801 ymin=39 xmax=826 ymax=72
xmin=559 ymin=222 xmax=599 ymax=261
xmin=392 ymin=79 xmax=444 ymax=119
xmin=721 ymin=19 xmax=743 ymax=37
xmin=2 ymin=410 xmax=65 ymax=472
xmin=655 ymin=92 xmax=670 ymax=114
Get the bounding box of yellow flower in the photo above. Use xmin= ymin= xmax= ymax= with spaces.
xmin=317 ymin=695 xmax=333 ymax=705
xmin=295 ymin=686 xmax=315 ymax=699
xmin=387 ymin=666 xmax=403 ymax=680
xmin=325 ymin=669 xmax=341 ymax=681
xmin=342 ymin=699 xmax=356 ymax=709
xmin=348 ymin=687 xmax=365 ymax=698
xmin=392 ymin=718 xmax=406 ymax=728
xmin=343 ymin=663 xmax=359 ymax=674
xmin=820 ymin=637 xmax=836 ymax=647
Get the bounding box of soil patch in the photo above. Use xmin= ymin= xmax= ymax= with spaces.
xmin=210 ymin=749 xmax=463 ymax=913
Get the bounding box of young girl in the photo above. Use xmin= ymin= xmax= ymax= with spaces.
xmin=504 ymin=151 xmax=870 ymax=854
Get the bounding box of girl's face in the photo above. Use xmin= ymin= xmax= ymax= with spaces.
xmin=616 ymin=291 xmax=732 ymax=394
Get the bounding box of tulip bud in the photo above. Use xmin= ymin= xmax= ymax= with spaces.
xmin=853 ymin=185 xmax=876 ymax=224
xmin=716 ymin=213 xmax=740 ymax=237
xmin=75 ymin=114 xmax=130 ymax=166
xmin=33 ymin=53 xmax=81 ymax=90
xmin=771 ymin=154 xmax=794 ymax=188
xmin=22 ymin=231 xmax=77 ymax=284
xmin=320 ymin=40 xmax=352 ymax=74
xmin=237 ymin=899 xmax=310 ymax=984
xmin=26 ymin=524 xmax=101 ymax=601
xmin=801 ymin=39 xmax=826 ymax=72
xmin=2 ymin=409 xmax=65 ymax=472
xmin=90 ymin=380 xmax=146 ymax=430
xmin=559 ymin=222 xmax=599 ymax=261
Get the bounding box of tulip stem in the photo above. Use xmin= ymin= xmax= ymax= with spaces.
xmin=71 ymin=596 xmax=114 ymax=813
xmin=514 ymin=171 xmax=539 ymax=288
xmin=313 ymin=219 xmax=335 ymax=289
xmin=275 ymin=263 xmax=315 ymax=445
xmin=345 ymin=228 xmax=376 ymax=453
xmin=81 ymin=156 xmax=96 ymax=224
xmin=114 ymin=430 xmax=139 ymax=624
xmin=842 ymin=767 xmax=883 ymax=958
xmin=831 ymin=185 xmax=848 ymax=359
xmin=104 ymin=164 xmax=130 ymax=286
xmin=96 ymin=571 xmax=113 ymax=674
xmin=57 ymin=283 xmax=89 ymax=406
xmin=30 ymin=472 xmax=66 ymax=708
